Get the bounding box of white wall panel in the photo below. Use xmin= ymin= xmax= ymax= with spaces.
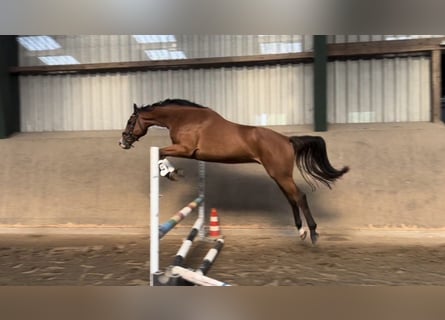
xmin=20 ymin=64 xmax=313 ymax=132
xmin=328 ymin=35 xmax=443 ymax=43
xmin=327 ymin=56 xmax=431 ymax=123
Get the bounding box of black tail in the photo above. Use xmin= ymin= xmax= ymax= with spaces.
xmin=290 ymin=136 xmax=349 ymax=190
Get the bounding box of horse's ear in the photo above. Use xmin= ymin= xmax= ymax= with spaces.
xmin=133 ymin=103 xmax=138 ymax=112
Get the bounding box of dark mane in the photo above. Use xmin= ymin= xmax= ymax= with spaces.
xmin=142 ymin=99 xmax=207 ymax=110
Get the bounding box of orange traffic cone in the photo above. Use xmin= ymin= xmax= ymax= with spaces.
xmin=208 ymin=208 xmax=222 ymax=238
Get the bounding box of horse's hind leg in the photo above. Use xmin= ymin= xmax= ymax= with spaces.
xmin=297 ymin=193 xmax=319 ymax=244
xmin=261 ymin=148 xmax=319 ymax=244
xmin=288 ymin=181 xmax=319 ymax=244
xmin=275 ymin=183 xmax=307 ymax=240
xmin=273 ymin=176 xmax=319 ymax=244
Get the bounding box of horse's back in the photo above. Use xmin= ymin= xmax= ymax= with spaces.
xmin=198 ymin=113 xmax=293 ymax=164
xmin=169 ymin=106 xmax=293 ymax=164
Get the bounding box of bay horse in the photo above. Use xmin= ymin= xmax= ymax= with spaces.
xmin=119 ymin=99 xmax=349 ymax=244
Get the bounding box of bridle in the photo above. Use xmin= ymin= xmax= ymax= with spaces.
xmin=121 ymin=111 xmax=145 ymax=147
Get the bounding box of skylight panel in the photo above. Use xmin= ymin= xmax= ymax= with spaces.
xmin=18 ymin=36 xmax=61 ymax=51
xmin=38 ymin=55 xmax=80 ymax=65
xmin=133 ymin=35 xmax=176 ymax=43
xmin=145 ymin=49 xmax=186 ymax=60
xmin=384 ymin=35 xmax=416 ymax=41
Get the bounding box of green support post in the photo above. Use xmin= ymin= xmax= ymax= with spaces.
xmin=0 ymin=36 xmax=20 ymax=139
xmin=313 ymin=35 xmax=328 ymax=132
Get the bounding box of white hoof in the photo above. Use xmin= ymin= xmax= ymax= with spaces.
xmin=299 ymin=228 xmax=307 ymax=240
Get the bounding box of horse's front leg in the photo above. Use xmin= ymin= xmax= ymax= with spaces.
xmin=160 ymin=144 xmax=197 ymax=158
xmin=158 ymin=144 xmax=196 ymax=180
xmin=157 ymin=157 xmax=181 ymax=180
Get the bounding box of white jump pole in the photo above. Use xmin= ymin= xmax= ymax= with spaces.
xmin=150 ymin=146 xmax=160 ymax=286
xmin=171 ymin=266 xmax=231 ymax=286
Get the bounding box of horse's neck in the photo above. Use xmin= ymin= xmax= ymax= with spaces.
xmin=158 ymin=106 xmax=205 ymax=124
xmin=142 ymin=106 xmax=204 ymax=128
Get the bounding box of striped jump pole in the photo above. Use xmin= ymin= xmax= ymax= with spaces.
xmin=173 ymin=217 xmax=204 ymax=266
xmin=196 ymin=238 xmax=224 ymax=276
xmin=159 ymin=197 xmax=204 ymax=239
xmin=198 ymin=160 xmax=205 ymax=239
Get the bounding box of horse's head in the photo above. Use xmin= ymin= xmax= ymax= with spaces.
xmin=119 ymin=104 xmax=149 ymax=149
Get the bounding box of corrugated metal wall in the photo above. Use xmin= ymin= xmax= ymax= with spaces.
xmin=20 ymin=55 xmax=432 ymax=131
xmin=327 ymin=56 xmax=431 ymax=123
xmin=20 ymin=64 xmax=314 ymax=131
